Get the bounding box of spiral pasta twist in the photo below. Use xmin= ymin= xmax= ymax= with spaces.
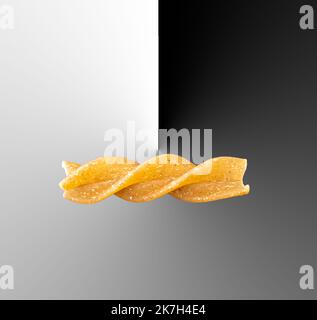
xmin=59 ymin=154 xmax=249 ymax=203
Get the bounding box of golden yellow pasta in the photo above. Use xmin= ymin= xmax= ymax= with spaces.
xmin=59 ymin=154 xmax=249 ymax=203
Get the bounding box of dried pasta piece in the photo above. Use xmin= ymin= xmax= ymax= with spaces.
xmin=59 ymin=157 xmax=137 ymax=191
xmin=62 ymin=160 xmax=80 ymax=176
xmin=59 ymin=155 xmax=249 ymax=203
xmin=171 ymin=157 xmax=249 ymax=202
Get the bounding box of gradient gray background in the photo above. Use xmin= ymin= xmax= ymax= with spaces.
xmin=159 ymin=0 xmax=317 ymax=300
xmin=0 ymin=0 xmax=316 ymax=300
